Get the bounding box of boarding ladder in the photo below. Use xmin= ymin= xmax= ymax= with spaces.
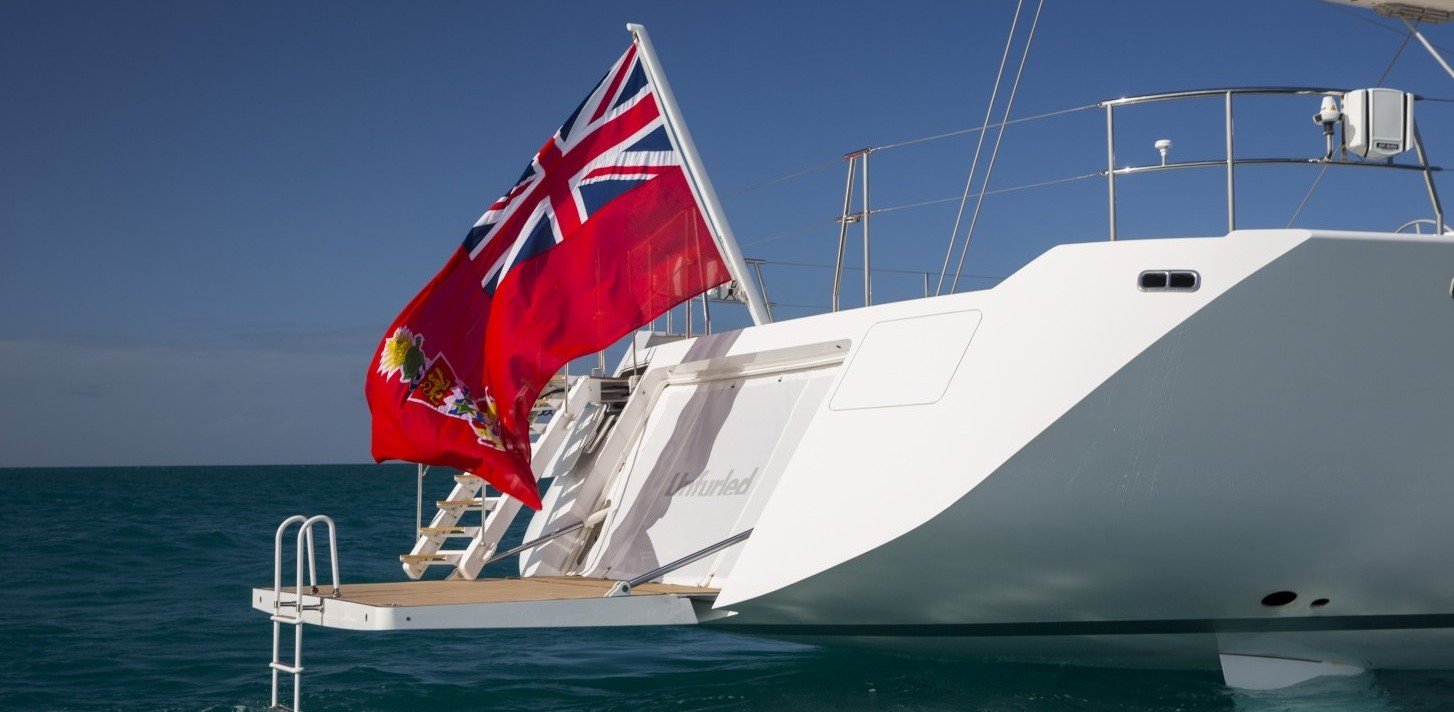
xmin=399 ymin=469 xmax=505 ymax=579
xmin=269 ymin=515 xmax=340 ymax=712
xmin=399 ymin=375 xmax=582 ymax=580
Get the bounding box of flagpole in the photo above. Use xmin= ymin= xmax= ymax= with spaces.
xmin=627 ymin=23 xmax=773 ymax=326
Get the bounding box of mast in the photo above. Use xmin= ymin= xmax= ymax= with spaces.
xmin=627 ymin=23 xmax=773 ymax=326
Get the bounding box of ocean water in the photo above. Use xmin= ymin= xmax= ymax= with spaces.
xmin=3 ymin=465 xmax=1453 ymax=712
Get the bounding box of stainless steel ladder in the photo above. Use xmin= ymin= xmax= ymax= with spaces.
xmin=270 ymin=515 xmax=340 ymax=712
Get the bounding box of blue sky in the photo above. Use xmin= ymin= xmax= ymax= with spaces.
xmin=2 ymin=0 xmax=1450 ymax=467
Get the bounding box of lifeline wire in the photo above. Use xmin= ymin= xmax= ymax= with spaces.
xmin=727 ymin=104 xmax=1097 ymax=202
xmin=872 ymin=104 xmax=1096 ymax=153
xmin=729 ymin=158 xmax=843 ymax=197
xmin=740 ymin=170 xmax=1101 ymax=248
xmin=756 ymin=258 xmax=1002 ymax=280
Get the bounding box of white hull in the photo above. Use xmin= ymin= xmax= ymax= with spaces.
xmin=262 ymin=228 xmax=1454 ymax=684
xmin=545 ymin=229 xmax=1454 ymax=672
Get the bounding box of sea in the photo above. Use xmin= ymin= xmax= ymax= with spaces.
xmin=4 ymin=464 xmax=1453 ymax=712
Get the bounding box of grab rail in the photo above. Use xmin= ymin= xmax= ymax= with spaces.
xmin=480 ymin=521 xmax=583 ymax=567
xmin=606 ymin=528 xmax=753 ymax=597
xmin=479 ymin=506 xmax=613 ymax=568
xmin=1098 ymin=86 xmax=1445 ymax=240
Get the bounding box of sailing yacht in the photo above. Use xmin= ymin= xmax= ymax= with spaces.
xmin=255 ymin=3 xmax=1454 ymax=706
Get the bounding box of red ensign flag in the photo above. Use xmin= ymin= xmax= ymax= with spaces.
xmin=365 ymin=43 xmax=729 ymax=509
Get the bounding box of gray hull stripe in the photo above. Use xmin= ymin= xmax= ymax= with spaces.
xmin=714 ymin=613 xmax=1454 ymax=637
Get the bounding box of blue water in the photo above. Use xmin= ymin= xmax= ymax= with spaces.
xmin=4 ymin=465 xmax=1453 ymax=711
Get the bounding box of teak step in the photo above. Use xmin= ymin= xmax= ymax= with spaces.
xmin=418 ymin=526 xmax=480 ymax=536
xmin=436 ymin=498 xmax=497 ymax=509
xmin=400 ymin=553 xmax=462 ymax=564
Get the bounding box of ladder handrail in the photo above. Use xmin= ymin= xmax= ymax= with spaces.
xmin=270 ymin=514 xmax=341 ymax=712
xmin=295 ymin=515 xmax=340 ymax=598
xmin=272 ymin=515 xmax=308 ymax=613
xmin=273 ymin=514 xmax=341 ymax=603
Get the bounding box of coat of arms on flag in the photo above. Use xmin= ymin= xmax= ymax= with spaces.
xmin=366 ymin=30 xmax=763 ymax=509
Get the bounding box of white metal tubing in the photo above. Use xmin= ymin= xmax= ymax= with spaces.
xmin=832 ymin=156 xmax=858 ymax=312
xmin=1106 ymin=104 xmax=1117 ymax=240
xmin=304 ymin=515 xmax=340 ymax=596
xmin=1412 ymin=123 xmax=1446 ymax=234
xmin=271 ymin=515 xmax=305 ymax=710
xmin=1100 ymin=86 xmax=1344 ymax=107
xmin=416 ymin=464 xmax=427 ymax=537
xmin=1406 ymin=20 xmax=1454 ymax=82
xmin=292 ymin=619 xmax=302 ymax=712
xmin=1114 ymin=156 xmax=1439 ymax=175
xmin=295 ymin=527 xmax=307 ymax=605
xmin=325 ymin=520 xmax=339 ymax=595
xmin=1225 ymin=91 xmax=1236 ymax=233
xmin=862 ymin=150 xmax=872 ymax=307
xmin=627 ymin=23 xmax=773 ymax=325
xmin=749 ymin=260 xmax=775 ymax=321
xmin=305 ymin=526 xmax=317 ymax=588
xmin=273 ymin=515 xmax=307 ymax=609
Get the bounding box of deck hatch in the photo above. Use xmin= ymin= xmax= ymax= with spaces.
xmin=830 ymin=310 xmax=983 ymax=410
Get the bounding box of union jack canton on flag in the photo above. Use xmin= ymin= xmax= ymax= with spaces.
xmin=366 ymin=42 xmax=730 ymax=509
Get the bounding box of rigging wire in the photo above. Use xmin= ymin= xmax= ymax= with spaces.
xmin=949 ymin=0 xmax=1045 ymax=294
xmin=1320 ymin=0 xmax=1454 ymax=55
xmin=1285 ymin=163 xmax=1333 ymax=228
xmin=1372 ymin=21 xmax=1420 ymax=89
xmin=934 ymin=0 xmax=1025 ymax=297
